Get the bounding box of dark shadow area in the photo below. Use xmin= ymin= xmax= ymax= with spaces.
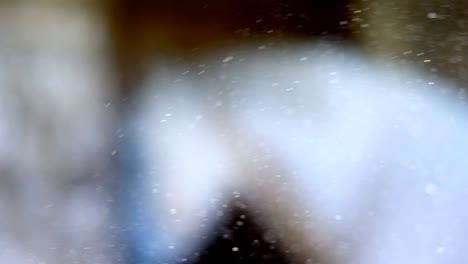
xmin=194 ymin=202 xmax=290 ymax=264
xmin=106 ymin=0 xmax=353 ymax=99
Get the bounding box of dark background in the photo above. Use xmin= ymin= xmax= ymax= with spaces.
xmin=107 ymin=0 xmax=353 ymax=99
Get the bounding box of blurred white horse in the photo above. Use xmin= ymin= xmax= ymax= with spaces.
xmin=121 ymin=41 xmax=468 ymax=264
xmin=2 ymin=3 xmax=468 ymax=264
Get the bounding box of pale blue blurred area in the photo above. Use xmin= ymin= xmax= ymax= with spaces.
xmin=115 ymin=114 xmax=172 ymax=264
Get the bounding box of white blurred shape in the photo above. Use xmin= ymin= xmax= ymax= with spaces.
xmin=133 ymin=42 xmax=468 ymax=263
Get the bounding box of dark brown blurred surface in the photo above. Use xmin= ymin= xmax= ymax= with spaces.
xmin=107 ymin=0 xmax=352 ymax=98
